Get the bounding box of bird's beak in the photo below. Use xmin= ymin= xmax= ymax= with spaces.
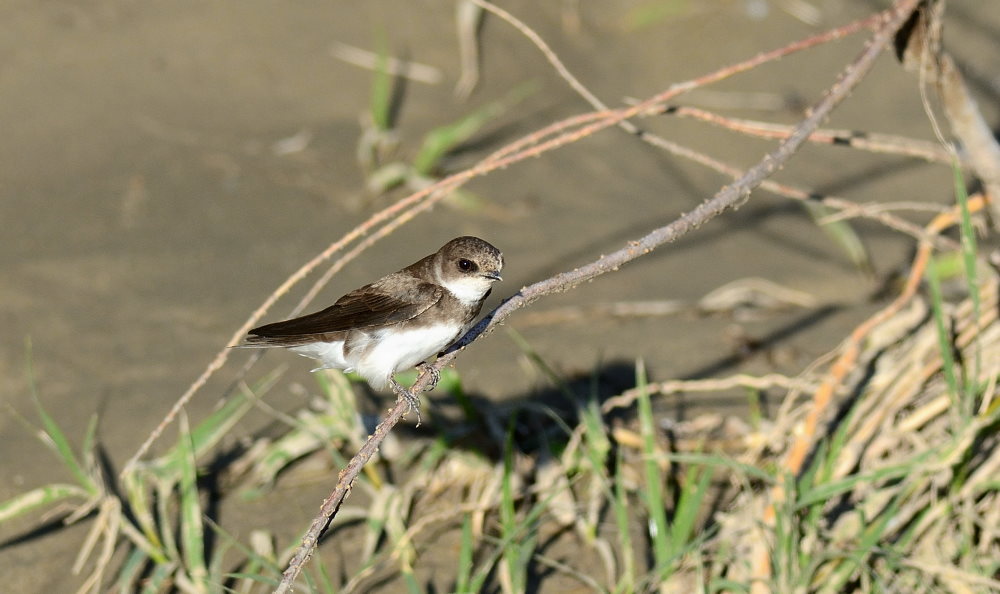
xmin=484 ymin=271 xmax=502 ymax=282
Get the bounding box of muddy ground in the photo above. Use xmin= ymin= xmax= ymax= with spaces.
xmin=2 ymin=0 xmax=998 ymax=591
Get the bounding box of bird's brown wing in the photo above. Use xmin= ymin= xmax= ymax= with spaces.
xmin=246 ymin=274 xmax=442 ymax=343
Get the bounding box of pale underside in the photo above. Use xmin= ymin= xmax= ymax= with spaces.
xmin=289 ymin=322 xmax=462 ymax=390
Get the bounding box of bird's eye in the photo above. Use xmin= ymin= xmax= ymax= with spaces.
xmin=457 ymin=258 xmax=476 ymax=272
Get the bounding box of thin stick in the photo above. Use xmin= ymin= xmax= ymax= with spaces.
xmin=636 ymin=130 xmax=953 ymax=247
xmin=441 ymin=0 xmax=920 ymax=360
xmin=122 ymin=1 xmax=896 ymax=478
xmin=477 ymin=0 xmax=947 ymax=247
xmin=275 ymin=2 xmax=919 ymax=590
xmin=665 ymin=105 xmax=954 ymax=163
xmin=275 ymin=395 xmax=409 ymax=592
xmin=472 ymin=0 xmax=885 ymax=126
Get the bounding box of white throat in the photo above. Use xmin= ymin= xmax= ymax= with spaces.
xmin=441 ymin=276 xmax=491 ymax=305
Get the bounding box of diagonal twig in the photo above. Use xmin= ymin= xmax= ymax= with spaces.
xmin=275 ymin=1 xmax=922 ymax=590
xmin=120 ymin=0 xmax=898 ymax=479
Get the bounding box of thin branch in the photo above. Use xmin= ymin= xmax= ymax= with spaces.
xmin=663 ymin=105 xmax=954 ymax=163
xmin=471 ymin=0 xmax=886 ymax=129
xmin=276 ymin=398 xmax=409 ymax=593
xmin=122 ymin=0 xmax=898 ymax=478
xmin=441 ymin=0 xmax=921 ymax=360
xmin=635 ymin=128 xmax=955 ymax=248
xmin=275 ymin=2 xmax=921 ymax=590
xmin=477 ymin=0 xmax=951 ymax=248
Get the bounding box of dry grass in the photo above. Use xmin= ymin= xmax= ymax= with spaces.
xmin=3 ymin=1 xmax=999 ymax=592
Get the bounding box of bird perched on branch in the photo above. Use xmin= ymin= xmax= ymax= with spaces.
xmin=239 ymin=236 xmax=503 ymax=418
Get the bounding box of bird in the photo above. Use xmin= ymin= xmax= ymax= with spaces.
xmin=239 ymin=236 xmax=503 ymax=417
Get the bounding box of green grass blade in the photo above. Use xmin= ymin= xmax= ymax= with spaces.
xmin=314 ymin=552 xmax=338 ymax=593
xmin=207 ymin=521 xmax=284 ymax=589
xmin=177 ymin=415 xmax=208 ymax=589
xmin=401 ymin=569 xmax=421 ymax=594
xmin=466 ymin=550 xmax=496 ymax=594
xmin=140 ymin=561 xmax=177 ymax=594
xmin=23 ymin=341 xmax=98 ymax=495
xmin=416 ymin=436 xmax=451 ymax=475
xmin=802 ymin=201 xmax=871 ymax=272
xmin=81 ymin=412 xmax=99 ymax=474
xmin=796 ymin=453 xmax=932 ymax=509
xmin=710 ymin=578 xmax=751 ymax=593
xmin=455 ymin=514 xmax=475 ymax=593
xmin=440 ymin=368 xmax=476 ymax=421
xmin=227 ymin=572 xmax=281 ymax=589
xmin=612 ymin=448 xmax=635 ymax=594
xmin=370 ymin=31 xmax=392 ymax=132
xmin=316 ymin=548 xmax=337 ymax=594
xmin=156 ymin=479 xmax=181 ymax=565
xmin=500 ymin=415 xmax=524 ymax=593
xmin=121 ymin=470 xmax=168 ymax=561
xmin=148 ymin=389 xmax=254 ymax=483
xmin=581 ymin=395 xmax=611 ymax=474
xmin=635 ymin=360 xmax=671 ymax=568
xmin=468 ymin=484 xmax=550 ymax=592
xmin=0 ymin=483 xmax=90 ymax=523
xmin=824 ymin=492 xmax=903 ymax=591
xmin=771 ymin=471 xmax=798 ymax=589
xmin=505 ymin=328 xmax=575 ymax=402
xmin=623 ymin=0 xmax=692 ymax=30
xmin=413 ymin=109 xmax=499 ymax=175
xmin=925 ymin=255 xmax=961 ymax=407
xmin=670 ymin=463 xmax=712 ymax=552
xmin=115 ymin=546 xmax=150 ymax=593
xmin=207 ymin=533 xmax=234 ymax=592
xmin=665 ymin=452 xmax=774 ymax=483
xmin=794 ymin=441 xmax=830 ymax=575
xmin=412 ymin=84 xmax=534 ymax=175
xmin=208 ymin=522 xmax=284 ymax=590
xmin=952 ymin=162 xmax=981 ymax=418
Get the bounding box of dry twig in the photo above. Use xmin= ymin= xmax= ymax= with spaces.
xmin=477 ymin=0 xmax=956 ymax=247
xmin=665 ymin=105 xmax=953 ymax=163
xmin=276 ymin=2 xmax=923 ymax=590
xmin=121 ymin=0 xmax=909 ymax=480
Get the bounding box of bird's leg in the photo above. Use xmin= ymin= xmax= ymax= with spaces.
xmin=390 ymin=377 xmax=421 ymax=426
xmin=416 ymin=362 xmax=441 ymax=392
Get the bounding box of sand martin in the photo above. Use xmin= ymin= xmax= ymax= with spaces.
xmin=241 ymin=236 xmax=503 ymax=413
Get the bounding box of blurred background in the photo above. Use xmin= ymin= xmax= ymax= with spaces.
xmin=2 ymin=1 xmax=998 ymax=590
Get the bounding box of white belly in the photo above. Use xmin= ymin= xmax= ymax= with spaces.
xmin=288 ymin=323 xmax=460 ymax=390
xmin=354 ymin=324 xmax=460 ymax=389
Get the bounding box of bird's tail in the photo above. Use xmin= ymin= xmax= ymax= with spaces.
xmin=233 ymin=334 xmax=318 ymax=348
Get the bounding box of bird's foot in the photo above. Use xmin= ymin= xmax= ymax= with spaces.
xmin=390 ymin=378 xmax=422 ymax=426
xmin=416 ymin=362 xmax=441 ymax=392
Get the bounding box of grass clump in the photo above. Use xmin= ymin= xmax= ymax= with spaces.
xmin=4 ymin=247 xmax=999 ymax=592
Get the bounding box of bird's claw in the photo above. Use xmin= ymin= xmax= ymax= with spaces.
xmin=390 ymin=378 xmax=422 ymax=426
xmin=417 ymin=362 xmax=441 ymax=392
